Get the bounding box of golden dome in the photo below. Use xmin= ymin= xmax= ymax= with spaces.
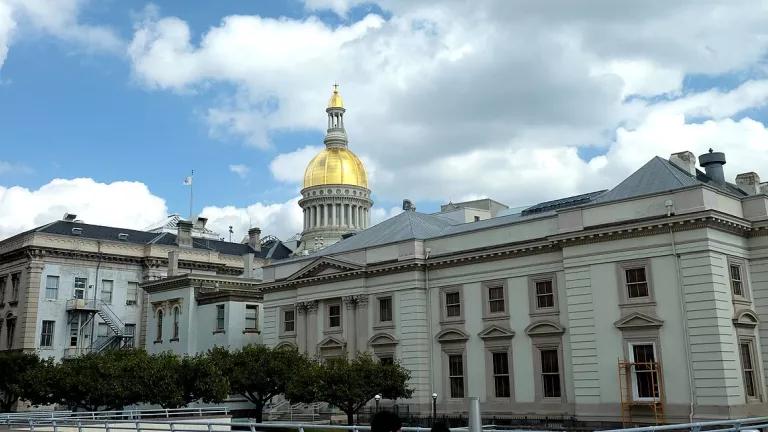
xmin=328 ymin=84 xmax=344 ymax=108
xmin=303 ymin=147 xmax=367 ymax=189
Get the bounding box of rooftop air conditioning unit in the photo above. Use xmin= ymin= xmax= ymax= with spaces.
xmin=71 ymin=227 xmax=83 ymax=235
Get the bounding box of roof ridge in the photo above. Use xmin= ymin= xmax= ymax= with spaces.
xmin=654 ymin=156 xmax=690 ymax=187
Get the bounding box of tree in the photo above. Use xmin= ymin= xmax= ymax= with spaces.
xmin=210 ymin=344 xmax=312 ymax=422
xmin=292 ymin=353 xmax=413 ymax=425
xmin=148 ymin=352 xmax=229 ymax=408
xmin=0 ymin=351 xmax=46 ymax=412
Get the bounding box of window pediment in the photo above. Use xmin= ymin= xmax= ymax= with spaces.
xmin=733 ymin=309 xmax=759 ymax=328
xmin=614 ymin=312 xmax=663 ymax=330
xmin=436 ymin=328 xmax=470 ymax=343
xmin=369 ymin=332 xmax=399 ymax=347
xmin=287 ymin=257 xmax=363 ymax=281
xmin=478 ymin=325 xmax=515 ymax=340
xmin=525 ymin=320 xmax=565 ymax=337
xmin=318 ymin=335 xmax=346 ymax=349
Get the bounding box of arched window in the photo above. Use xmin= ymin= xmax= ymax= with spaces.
xmin=156 ymin=310 xmax=163 ymax=342
xmin=172 ymin=307 xmax=180 ymax=340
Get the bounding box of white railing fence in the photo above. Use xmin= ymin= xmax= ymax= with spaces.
xmin=0 ymin=407 xmax=229 ymax=424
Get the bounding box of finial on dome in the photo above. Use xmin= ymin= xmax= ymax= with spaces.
xmin=328 ymin=83 xmax=344 ymax=108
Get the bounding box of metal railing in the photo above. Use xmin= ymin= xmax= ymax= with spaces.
xmin=1 ymin=407 xmax=229 ymax=425
xmin=604 ymin=416 xmax=768 ymax=432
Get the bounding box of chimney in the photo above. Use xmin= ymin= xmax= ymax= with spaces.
xmin=167 ymin=250 xmax=179 ymax=276
xmin=248 ymin=227 xmax=261 ymax=252
xmin=698 ymin=149 xmax=727 ymax=184
xmin=62 ymin=213 xmax=78 ymax=222
xmin=736 ymin=172 xmax=761 ymax=195
xmin=669 ymin=151 xmax=696 ymax=176
xmin=177 ymin=220 xmax=193 ymax=248
xmin=194 ymin=217 xmax=208 ymax=231
xmin=242 ymin=253 xmax=254 ymax=278
xmin=402 ymin=199 xmax=416 ymax=212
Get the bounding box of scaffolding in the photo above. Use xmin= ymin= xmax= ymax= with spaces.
xmin=618 ymin=359 xmax=665 ymax=426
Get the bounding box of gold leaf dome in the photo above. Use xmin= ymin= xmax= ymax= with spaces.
xmin=328 ymin=85 xmax=344 ymax=108
xmin=303 ymin=147 xmax=368 ymax=189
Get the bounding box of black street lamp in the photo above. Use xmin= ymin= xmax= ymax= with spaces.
xmin=431 ymin=392 xmax=438 ymax=422
xmin=375 ymin=394 xmax=382 ymax=413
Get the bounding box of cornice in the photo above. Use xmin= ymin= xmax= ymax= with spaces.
xmin=142 ymin=273 xmax=263 ymax=293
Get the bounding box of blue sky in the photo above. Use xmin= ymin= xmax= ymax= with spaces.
xmin=1 ymin=1 xmax=768 ymax=241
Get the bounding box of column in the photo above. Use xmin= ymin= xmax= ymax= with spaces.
xmin=306 ymin=301 xmax=319 ymax=356
xmin=343 ymin=204 xmax=348 ymax=227
xmin=331 ymin=203 xmax=336 ymax=226
xmin=351 ymin=205 xmax=357 ymax=228
xmin=20 ymin=259 xmax=45 ymax=350
xmin=355 ymin=295 xmax=369 ymax=356
xmin=343 ymin=296 xmax=357 ymax=358
xmin=358 ymin=207 xmax=363 ymax=229
xmin=303 ymin=209 xmax=308 ymax=230
xmin=297 ymin=303 xmax=308 ymax=354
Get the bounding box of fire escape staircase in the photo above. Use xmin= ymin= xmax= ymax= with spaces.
xmin=66 ymin=299 xmax=134 ymax=353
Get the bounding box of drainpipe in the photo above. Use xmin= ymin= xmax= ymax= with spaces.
xmin=424 ymin=247 xmax=434 ymax=413
xmin=670 ymin=224 xmax=696 ymax=422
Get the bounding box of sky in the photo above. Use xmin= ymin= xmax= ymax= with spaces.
xmin=1 ymin=0 xmax=768 ymax=242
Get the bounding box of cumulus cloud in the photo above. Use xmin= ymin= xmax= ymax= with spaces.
xmin=0 ymin=178 xmax=168 ymax=240
xmin=228 ymin=164 xmax=250 ymax=179
xmin=269 ymin=145 xmax=322 ymax=184
xmin=199 ymin=197 xmax=303 ymax=243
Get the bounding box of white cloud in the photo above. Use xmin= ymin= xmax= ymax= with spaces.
xmin=199 ymin=197 xmax=303 ymax=243
xmin=228 ymin=164 xmax=250 ymax=179
xmin=0 ymin=178 xmax=168 ymax=240
xmin=269 ymin=145 xmax=322 ymax=184
xmin=0 ymin=160 xmax=31 ymax=175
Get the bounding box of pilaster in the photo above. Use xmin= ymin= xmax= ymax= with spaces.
xmin=20 ymin=259 xmax=44 ymax=351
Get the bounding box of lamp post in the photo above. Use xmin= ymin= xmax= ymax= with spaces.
xmin=431 ymin=393 xmax=438 ymax=422
xmin=375 ymin=394 xmax=381 ymax=413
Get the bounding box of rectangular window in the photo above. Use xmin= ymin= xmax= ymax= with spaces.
xmin=40 ymin=320 xmax=55 ymax=347
xmin=215 ymin=305 xmax=225 ymax=331
xmin=328 ymin=304 xmax=341 ymax=328
xmin=730 ymin=264 xmax=745 ymax=297
xmin=492 ymin=352 xmax=511 ymax=398
xmin=69 ymin=321 xmax=79 ymax=347
xmin=283 ymin=310 xmax=295 ymax=333
xmin=630 ymin=343 xmax=660 ymax=400
xmin=97 ymin=322 xmax=110 ymax=338
xmin=446 ymin=292 xmax=461 ymax=318
xmin=488 ymin=286 xmax=505 ymax=314
xmin=45 ymin=276 xmax=59 ymax=300
xmin=6 ymin=318 xmax=16 ymax=348
xmin=10 ymin=273 xmax=19 ymax=301
xmin=124 ymin=324 xmax=136 ymax=347
xmin=448 ymin=354 xmax=465 ymax=398
xmin=101 ymin=280 xmax=113 ymax=304
xmin=379 ymin=297 xmax=393 ymax=322
xmin=126 ymin=282 xmax=139 ymax=305
xmin=740 ymin=341 xmax=758 ymax=398
xmin=379 ymin=355 xmax=394 ymax=366
xmin=245 ymin=304 xmax=259 ymax=330
xmin=0 ymin=275 xmax=6 ymax=304
xmin=535 ymin=280 xmax=555 ymax=309
xmin=625 ymin=267 xmax=649 ymax=299
xmin=73 ymin=277 xmax=87 ymax=299
xmin=540 ymin=349 xmax=561 ymax=398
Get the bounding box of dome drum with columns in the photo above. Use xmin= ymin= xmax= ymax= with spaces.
xmin=298 ymin=85 xmax=373 ymax=252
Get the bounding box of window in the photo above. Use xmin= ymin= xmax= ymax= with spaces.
xmin=124 ymin=324 xmax=136 ymax=347
xmin=215 ymin=305 xmax=225 ymax=331
xmin=474 ymin=216 xmax=480 ymax=222
xmin=45 ymin=276 xmax=59 ymax=300
xmin=0 ymin=275 xmax=6 ymax=304
xmin=97 ymin=322 xmax=110 ymax=338
xmin=126 ymin=282 xmax=139 ymax=305
xmin=101 ymin=280 xmax=113 ymax=304
xmin=172 ymin=307 xmax=180 ymax=339
xmin=379 ymin=355 xmax=394 ymax=366
xmin=69 ymin=321 xmax=79 ymax=347
xmin=488 ymin=286 xmax=505 ymax=314
xmin=540 ymin=349 xmax=561 ymax=398
xmin=283 ymin=310 xmax=295 ymax=333
xmin=629 ymin=343 xmax=660 ymax=400
xmin=535 ymin=280 xmax=555 ymax=309
xmin=379 ymin=297 xmax=393 ymax=322
xmin=10 ymin=273 xmax=19 ymax=302
xmin=6 ymin=318 xmax=16 ymax=348
xmin=156 ymin=310 xmax=164 ymax=342
xmin=328 ymin=304 xmax=341 ymax=328
xmin=40 ymin=320 xmax=55 ymax=347
xmin=492 ymin=352 xmax=511 ymax=398
xmin=448 ymin=354 xmax=465 ymax=398
xmin=245 ymin=304 xmax=259 ymax=331
xmin=73 ymin=277 xmax=87 ymax=299
xmin=446 ymin=292 xmax=461 ymax=318
xmin=730 ymin=264 xmax=745 ymax=297
xmin=625 ymin=267 xmax=649 ymax=299
xmin=740 ymin=341 xmax=758 ymax=398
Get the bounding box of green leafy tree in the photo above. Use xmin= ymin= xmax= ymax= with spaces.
xmin=148 ymin=352 xmax=229 ymax=408
xmin=291 ymin=353 xmax=413 ymax=425
xmin=210 ymin=345 xmax=312 ymax=422
xmin=0 ymin=351 xmax=46 ymax=412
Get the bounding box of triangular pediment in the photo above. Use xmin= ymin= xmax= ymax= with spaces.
xmin=436 ymin=328 xmax=470 ymax=343
xmin=614 ymin=312 xmax=664 ymax=330
xmin=369 ymin=333 xmax=399 ymax=347
xmin=525 ymin=320 xmax=565 ymax=337
xmin=318 ymin=336 xmax=346 ymax=349
xmin=478 ymin=325 xmax=515 ymax=340
xmin=287 ymin=257 xmax=363 ymax=281
xmin=733 ymin=309 xmax=759 ymax=328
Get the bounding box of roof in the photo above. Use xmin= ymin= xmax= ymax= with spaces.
xmin=521 ymin=190 xmax=607 ymax=216
xmin=27 ymin=220 xmax=272 ymax=258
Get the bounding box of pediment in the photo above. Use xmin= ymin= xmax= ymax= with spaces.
xmin=733 ymin=309 xmax=759 ymax=328
xmin=525 ymin=320 xmax=565 ymax=337
xmin=614 ymin=312 xmax=664 ymax=330
xmin=478 ymin=325 xmax=515 ymax=340
xmin=369 ymin=333 xmax=399 ymax=347
xmin=275 ymin=341 xmax=298 ymax=350
xmin=436 ymin=328 xmax=470 ymax=343
xmin=287 ymin=257 xmax=363 ymax=281
xmin=318 ymin=336 xmax=346 ymax=349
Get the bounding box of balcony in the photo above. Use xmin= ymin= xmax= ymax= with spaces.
xmin=66 ymin=299 xmax=99 ymax=312
xmin=63 ymin=347 xmax=93 ymax=358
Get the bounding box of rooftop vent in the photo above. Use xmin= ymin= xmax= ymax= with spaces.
xmin=62 ymin=213 xmax=78 ymax=222
xmin=118 ymin=233 xmax=129 ymax=241
xmin=402 ymin=199 xmax=416 ymax=211
xmin=699 ymin=148 xmax=726 ymax=184
xmin=71 ymin=227 xmax=83 ymax=236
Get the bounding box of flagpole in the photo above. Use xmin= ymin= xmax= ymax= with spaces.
xmin=189 ymin=169 xmax=194 ymax=220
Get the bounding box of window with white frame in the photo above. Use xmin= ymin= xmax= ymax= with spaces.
xmin=101 ymin=280 xmax=113 ymax=304
xmin=124 ymin=324 xmax=136 ymax=347
xmin=155 ymin=310 xmax=163 ymax=342
xmin=628 ymin=342 xmax=660 ymax=400
xmin=625 ymin=267 xmax=649 ymax=299
xmin=172 ymin=307 xmax=180 ymax=340
xmin=740 ymin=340 xmax=758 ymax=399
xmin=73 ymin=277 xmax=87 ymax=299
xmin=45 ymin=276 xmax=59 ymax=300
xmin=215 ymin=305 xmax=225 ymax=331
xmin=283 ymin=309 xmax=295 ymax=333
xmin=40 ymin=320 xmax=55 ymax=347
xmin=448 ymin=354 xmax=465 ymax=398
xmin=379 ymin=297 xmax=393 ymax=322
xmin=445 ymin=291 xmax=461 ymax=318
xmin=540 ymin=348 xmax=561 ymax=398
xmin=245 ymin=304 xmax=259 ymax=331
xmin=126 ymin=282 xmax=138 ymax=305
xmin=492 ymin=351 xmax=511 ymax=398
xmin=535 ymin=279 xmax=555 ymax=309
xmin=730 ymin=263 xmax=745 ymax=297
xmin=488 ymin=285 xmax=505 ymax=314
xmin=69 ymin=321 xmax=79 ymax=347
xmin=328 ymin=304 xmax=341 ymax=328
